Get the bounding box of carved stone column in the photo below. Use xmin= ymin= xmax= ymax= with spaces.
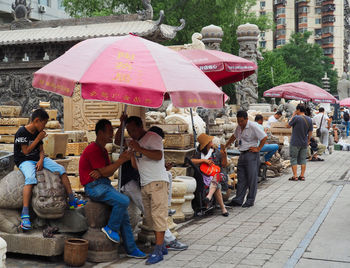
xmin=201 ymin=24 xmax=223 ymax=51
xmin=235 ymin=23 xmax=261 ymax=110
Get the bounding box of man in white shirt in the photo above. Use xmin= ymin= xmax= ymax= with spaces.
xmin=126 ymin=116 xmax=169 ymax=265
xmin=267 ymin=111 xmax=282 ymax=128
xmin=224 ymin=110 xmax=267 ymax=207
xmin=312 ymin=107 xmax=331 ymax=147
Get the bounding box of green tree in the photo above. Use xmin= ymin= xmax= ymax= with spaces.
xmin=257 ymin=51 xmax=301 ymax=98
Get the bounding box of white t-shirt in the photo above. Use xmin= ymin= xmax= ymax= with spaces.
xmin=312 ymin=113 xmax=329 ymax=129
xmin=135 ymin=131 xmax=169 ymax=186
xmin=267 ymin=115 xmax=278 ymax=128
xmin=234 ymin=121 xmax=267 ymax=151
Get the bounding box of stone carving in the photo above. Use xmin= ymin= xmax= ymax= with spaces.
xmin=145 ymin=111 xmax=166 ymax=125
xmin=184 ymin=33 xmax=206 ymax=50
xmin=0 ymin=73 xmax=63 ymax=119
xmin=235 ymin=23 xmax=261 ymax=110
xmin=175 ymin=176 xmax=196 ymax=219
xmin=137 ymin=0 xmax=153 ymax=20
xmin=337 ymin=73 xmax=350 ymax=100
xmin=11 ymin=0 xmax=31 ymax=21
xmin=170 ymin=179 xmax=187 ymax=223
xmin=201 ymin=24 xmax=223 ymax=51
xmin=0 ymin=151 xmax=14 ymax=180
xmin=277 ymin=99 xmax=296 ymax=118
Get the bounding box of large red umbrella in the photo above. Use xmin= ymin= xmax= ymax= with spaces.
xmin=178 ymin=49 xmax=257 ymax=87
xmin=32 ymin=35 xmax=226 ymax=109
xmin=339 ymin=98 xmax=350 ymax=107
xmin=263 ymin=82 xmax=337 ymax=104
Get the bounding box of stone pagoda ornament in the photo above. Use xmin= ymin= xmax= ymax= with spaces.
xmin=11 ymin=0 xmax=31 ymax=21
xmin=322 ymin=72 xmax=330 ymax=92
xmin=235 ymin=23 xmax=262 ymax=110
xmin=201 ymin=24 xmax=223 ymax=51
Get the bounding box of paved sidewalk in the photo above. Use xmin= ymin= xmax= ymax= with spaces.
xmin=6 ymin=150 xmax=350 ymax=268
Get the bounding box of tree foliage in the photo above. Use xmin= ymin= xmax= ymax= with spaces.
xmin=258 ymin=32 xmax=338 ymax=95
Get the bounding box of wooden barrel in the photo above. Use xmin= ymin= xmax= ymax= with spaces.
xmin=64 ymin=238 xmax=89 ymax=267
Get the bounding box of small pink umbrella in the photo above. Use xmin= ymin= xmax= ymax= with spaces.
xmin=178 ymin=49 xmax=257 ymax=87
xmin=263 ymin=82 xmax=337 ymax=104
xmin=32 ymin=35 xmax=226 ymax=109
xmin=339 ymin=98 xmax=350 ymax=107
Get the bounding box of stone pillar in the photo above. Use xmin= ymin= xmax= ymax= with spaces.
xmin=82 ymin=199 xmax=119 ymax=263
xmin=201 ymin=24 xmax=223 ymax=51
xmin=175 ymin=176 xmax=196 ymax=220
xmin=235 ymin=23 xmax=261 ymax=110
xmin=170 ymin=179 xmax=187 ymax=223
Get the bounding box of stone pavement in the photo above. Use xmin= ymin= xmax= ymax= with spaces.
xmin=5 ymin=150 xmax=350 ymax=268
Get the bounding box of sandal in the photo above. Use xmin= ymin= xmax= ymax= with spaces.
xmin=20 ymin=214 xmax=32 ymax=230
xmin=298 ymin=176 xmax=305 ymax=181
xmin=289 ymin=176 xmax=298 ymax=181
xmin=310 ymin=157 xmax=318 ymax=161
xmin=317 ymin=158 xmax=324 ymax=161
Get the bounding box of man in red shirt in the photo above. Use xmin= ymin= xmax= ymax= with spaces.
xmin=79 ymin=119 xmax=146 ymax=259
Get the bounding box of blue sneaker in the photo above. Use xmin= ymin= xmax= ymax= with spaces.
xmin=162 ymin=244 xmax=168 ymax=255
xmin=101 ymin=225 xmax=120 ymax=243
xmin=127 ymin=248 xmax=147 ymax=259
xmin=145 ymin=249 xmax=163 ymax=265
xmin=20 ymin=214 xmax=32 ymax=230
xmin=69 ymin=198 xmax=87 ymax=209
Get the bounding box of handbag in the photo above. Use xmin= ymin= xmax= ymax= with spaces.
xmin=200 ymin=163 xmax=221 ymax=177
xmin=316 ymin=114 xmax=324 ymax=138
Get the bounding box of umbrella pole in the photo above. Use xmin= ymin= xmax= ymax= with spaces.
xmin=118 ymin=104 xmax=128 ymax=192
xmin=190 ymin=108 xmax=197 ymax=149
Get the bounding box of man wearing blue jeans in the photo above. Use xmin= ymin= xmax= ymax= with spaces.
xmin=340 ymin=107 xmax=350 ymax=137
xmin=79 ymin=119 xmax=146 ymax=259
xmin=254 ymin=115 xmax=279 ymax=166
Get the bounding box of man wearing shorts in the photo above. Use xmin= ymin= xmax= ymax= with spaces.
xmin=287 ymin=104 xmax=313 ymax=181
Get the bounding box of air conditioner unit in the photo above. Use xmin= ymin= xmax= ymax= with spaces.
xmin=39 ymin=5 xmax=46 ymax=13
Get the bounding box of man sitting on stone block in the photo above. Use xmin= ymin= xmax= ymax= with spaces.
xmin=14 ymin=108 xmax=86 ymax=231
xmin=79 ymin=119 xmax=146 ymax=259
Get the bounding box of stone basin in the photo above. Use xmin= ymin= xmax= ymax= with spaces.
xmin=164 ymin=148 xmax=196 ymax=165
xmin=0 ymin=151 xmax=14 ymax=180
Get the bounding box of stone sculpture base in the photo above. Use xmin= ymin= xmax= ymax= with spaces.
xmin=0 ymin=230 xmax=66 ymax=256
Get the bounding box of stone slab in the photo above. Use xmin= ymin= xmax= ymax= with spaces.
xmin=66 ymin=142 xmax=88 ymax=156
xmin=0 ymin=144 xmax=13 ymax=152
xmin=0 ymin=118 xmax=29 ymax=126
xmin=0 ymin=106 xmax=21 ymax=117
xmin=0 ymin=135 xmax=14 ymax=144
xmin=68 ymin=175 xmax=83 ymax=192
xmin=66 ymin=156 xmax=80 ymax=175
xmin=164 ymin=148 xmax=196 ymax=165
xmin=0 ymin=126 xmax=17 ymax=135
xmin=164 ymin=133 xmax=192 ymax=149
xmin=0 ymin=230 xmax=66 ymax=256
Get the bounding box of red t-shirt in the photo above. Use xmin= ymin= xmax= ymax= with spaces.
xmin=79 ymin=142 xmax=110 ymax=186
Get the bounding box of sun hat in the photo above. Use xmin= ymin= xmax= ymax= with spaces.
xmin=197 ymin=133 xmax=214 ymax=151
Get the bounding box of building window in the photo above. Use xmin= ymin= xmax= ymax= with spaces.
xmin=260 ymin=32 xmax=266 ymax=38
xmin=57 ymin=0 xmax=65 ymax=10
xmin=298 ymin=7 xmax=308 ymax=13
xmin=299 ymin=28 xmax=308 ymax=33
xmin=322 ymin=4 xmax=335 ymax=13
xmin=315 ymin=18 xmax=321 ymax=24
xmin=298 ymin=16 xmax=307 ymax=23
xmin=39 ymin=0 xmax=50 ymax=7
xmin=276 ymin=39 xmax=286 ymax=46
xmin=324 ymin=48 xmax=334 ymax=55
xmin=315 ymin=39 xmax=322 ymax=46
xmin=322 ymin=36 xmax=334 ymax=44
xmin=276 ymin=7 xmax=285 ymax=15
xmin=260 ymin=11 xmax=266 ymax=15
xmin=260 ymin=1 xmax=266 ymax=8
xmin=276 ymin=29 xmax=286 ymax=36
xmin=315 ymin=7 xmax=321 ymax=14
xmin=277 ymin=18 xmax=286 ymax=25
xmin=260 ymin=41 xmax=266 ymax=48
xmin=322 ymin=26 xmax=334 ymax=34
xmin=322 ymin=15 xmax=335 ymax=23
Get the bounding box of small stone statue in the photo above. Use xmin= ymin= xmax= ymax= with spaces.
xmin=337 ymin=73 xmax=350 ymax=100
xmin=184 ymin=33 xmax=206 ymax=50
xmin=11 ymin=0 xmax=31 ymax=21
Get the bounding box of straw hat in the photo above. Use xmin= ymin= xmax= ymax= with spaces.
xmin=197 ymin=133 xmax=214 ymax=151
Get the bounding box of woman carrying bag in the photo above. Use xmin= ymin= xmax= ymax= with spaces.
xmin=191 ymin=134 xmax=229 ymax=217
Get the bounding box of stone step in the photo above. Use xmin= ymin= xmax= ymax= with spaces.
xmin=66 ymin=155 xmax=80 ymax=175
xmin=0 ymin=135 xmax=14 ymax=144
xmin=0 ymin=106 xmax=21 ymax=117
xmin=66 ymin=142 xmax=88 ymax=156
xmin=0 ymin=118 xmax=29 ymax=126
xmin=0 ymin=126 xmax=18 ymax=135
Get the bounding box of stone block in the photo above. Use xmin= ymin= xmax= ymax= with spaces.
xmin=164 ymin=133 xmax=192 ymax=149
xmin=46 ymin=109 xmax=58 ymax=121
xmin=86 ymin=131 xmax=96 ymax=143
xmin=43 ymin=133 xmax=68 ymax=159
xmin=0 ymin=144 xmax=13 ymax=152
xmin=65 ymin=131 xmax=87 ymax=143
xmin=150 ymin=124 xmax=188 ymax=134
xmin=0 ymin=106 xmax=21 ymax=117
xmin=164 ymin=148 xmax=196 ymax=165
xmin=0 ymin=151 xmax=14 ymax=180
xmin=0 ymin=126 xmax=17 ymax=135
xmin=0 ymin=135 xmax=14 ymax=144
xmin=0 ymin=230 xmax=66 ymax=256
xmin=66 ymin=156 xmax=80 ymax=175
xmin=66 ymin=142 xmax=88 ymax=156
xmin=53 ymin=157 xmax=71 ymax=171
xmin=68 ymin=175 xmax=83 ymax=192
xmin=270 ymin=122 xmax=288 ymax=128
xmin=0 ymin=117 xmax=29 ymax=126
xmin=0 ymin=237 xmax=6 ymax=267
xmin=45 ymin=121 xmax=62 ymax=129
